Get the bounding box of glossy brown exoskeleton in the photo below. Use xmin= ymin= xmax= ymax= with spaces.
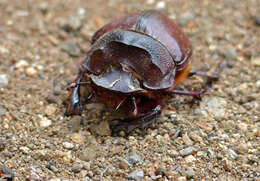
xmin=65 ymin=10 xmax=222 ymax=134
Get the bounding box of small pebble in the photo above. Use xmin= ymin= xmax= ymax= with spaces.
xmin=0 ymin=46 xmax=9 ymax=54
xmin=125 ymin=150 xmax=142 ymax=164
xmin=15 ymin=59 xmax=29 ymax=69
xmin=46 ymin=161 xmax=58 ymax=173
xmin=177 ymin=11 xmax=195 ymax=26
xmin=47 ymin=35 xmax=60 ymax=46
xmin=46 ymin=94 xmax=61 ymax=104
xmin=71 ymin=133 xmax=86 ymax=144
xmin=38 ymin=115 xmax=52 ymax=127
xmin=35 ymin=149 xmax=48 ymax=160
xmin=237 ymin=122 xmax=248 ymax=132
xmin=178 ymin=176 xmax=187 ymax=181
xmin=227 ymin=149 xmax=238 ymax=160
xmin=20 ymin=146 xmax=30 ymax=154
xmin=195 ymin=96 xmax=227 ymax=119
xmin=0 ymin=106 xmax=7 ymax=116
xmin=0 ymin=139 xmax=6 ymax=151
xmin=26 ymin=67 xmax=37 ymax=76
xmin=236 ymin=143 xmax=248 ymax=154
xmin=59 ymin=16 xmax=82 ymax=32
xmin=181 ymin=167 xmax=194 ymax=179
xmin=155 ymin=1 xmax=166 ymax=9
xmin=63 ymin=142 xmax=74 ymax=149
xmin=251 ymin=57 xmax=260 ymax=67
xmin=254 ymin=16 xmax=260 ymax=26
xmin=0 ymin=74 xmax=9 ymax=88
xmin=0 ymin=165 xmax=14 ymax=180
xmin=69 ymin=116 xmax=81 ymax=132
xmin=128 ymin=170 xmax=144 ymax=180
xmin=182 ymin=132 xmax=194 ymax=145
xmin=89 ymin=121 xmax=111 ymax=136
xmin=119 ymin=160 xmax=128 ymax=169
xmin=71 ymin=164 xmax=83 ymax=173
xmin=79 ymin=149 xmax=97 ymax=161
xmin=146 ymin=0 xmax=155 ymax=4
xmin=180 ymin=147 xmax=194 ymax=156
xmin=225 ymin=49 xmax=237 ymax=61
xmin=185 ymin=155 xmax=196 ymax=163
xmin=257 ymin=130 xmax=260 ymax=137
xmin=83 ymin=162 xmax=90 ymax=170
xmin=45 ymin=105 xmax=57 ymax=116
xmin=3 ymin=151 xmax=14 ymax=158
xmin=77 ymin=8 xmax=86 ymax=15
xmin=60 ymin=42 xmax=81 ymax=57
xmin=223 ymin=159 xmax=232 ymax=171
xmin=256 ymin=80 xmax=260 ymax=88
xmin=39 ymin=2 xmax=49 ymax=15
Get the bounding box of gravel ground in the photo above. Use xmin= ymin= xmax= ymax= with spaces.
xmin=0 ymin=0 xmax=259 ymax=180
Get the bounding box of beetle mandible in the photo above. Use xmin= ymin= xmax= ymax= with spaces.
xmin=65 ymin=10 xmax=222 ymax=134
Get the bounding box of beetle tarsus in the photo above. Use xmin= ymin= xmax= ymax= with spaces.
xmin=109 ymin=105 xmax=161 ymax=135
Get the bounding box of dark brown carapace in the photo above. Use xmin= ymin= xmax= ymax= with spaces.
xmin=65 ymin=10 xmax=221 ymax=134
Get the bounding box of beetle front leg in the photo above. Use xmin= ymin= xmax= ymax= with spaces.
xmin=65 ymin=74 xmax=83 ymax=116
xmin=170 ymin=89 xmax=210 ymax=100
xmin=109 ymin=105 xmax=161 ymax=135
xmin=65 ymin=72 xmax=91 ymax=116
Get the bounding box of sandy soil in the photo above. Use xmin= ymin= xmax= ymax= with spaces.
xmin=0 ymin=0 xmax=259 ymax=180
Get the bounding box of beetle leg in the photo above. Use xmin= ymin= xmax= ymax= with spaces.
xmin=109 ymin=105 xmax=161 ymax=135
xmin=170 ymin=89 xmax=210 ymax=100
xmin=189 ymin=61 xmax=225 ymax=82
xmin=176 ymin=61 xmax=225 ymax=99
xmin=115 ymin=97 xmax=127 ymax=111
xmin=132 ymin=97 xmax=138 ymax=116
xmin=65 ymin=73 xmax=91 ymax=116
xmin=189 ymin=70 xmax=219 ymax=81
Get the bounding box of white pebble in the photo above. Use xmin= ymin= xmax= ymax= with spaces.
xmin=0 ymin=74 xmax=9 ymax=88
xmin=155 ymin=1 xmax=166 ymax=9
xmin=0 ymin=46 xmax=9 ymax=54
xmin=63 ymin=142 xmax=74 ymax=149
xmin=256 ymin=80 xmax=260 ymax=88
xmin=15 ymin=59 xmax=29 ymax=68
xmin=146 ymin=0 xmax=155 ymax=4
xmin=185 ymin=155 xmax=196 ymax=163
xmin=39 ymin=115 xmax=52 ymax=127
xmin=20 ymin=146 xmax=30 ymax=154
xmin=252 ymin=57 xmax=260 ymax=67
xmin=77 ymin=8 xmax=86 ymax=15
xmin=26 ymin=67 xmax=37 ymax=76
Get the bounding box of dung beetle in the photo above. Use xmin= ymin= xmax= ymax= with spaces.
xmin=65 ymin=10 xmax=223 ymax=134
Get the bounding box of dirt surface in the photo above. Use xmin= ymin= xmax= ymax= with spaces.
xmin=0 ymin=0 xmax=260 ymax=180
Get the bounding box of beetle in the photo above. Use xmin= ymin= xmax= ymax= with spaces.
xmin=65 ymin=10 xmax=222 ymax=134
